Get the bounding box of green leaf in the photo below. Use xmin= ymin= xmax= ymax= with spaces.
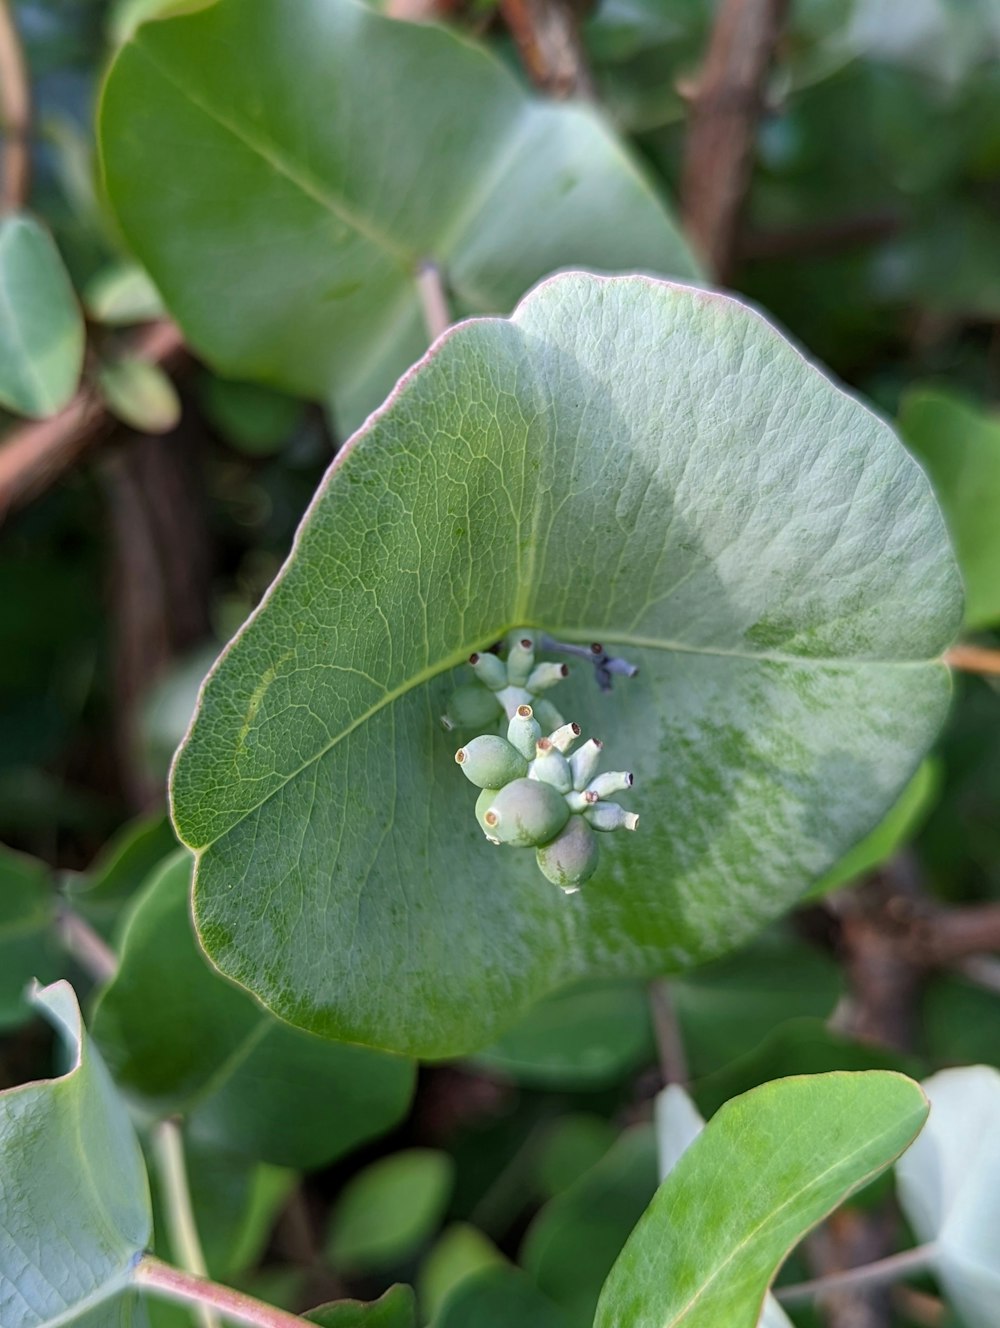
xmin=92 ymin=853 xmax=415 ymax=1168
xmin=521 ymin=1126 xmax=658 ymax=1328
xmin=535 ymin=1115 xmax=618 ymax=1199
xmin=435 ymin=1268 xmax=570 ymax=1328
xmin=418 ymin=1225 xmax=504 ymax=1322
xmin=0 ymin=214 xmax=85 ymax=419
xmin=198 ymin=375 xmax=306 ymax=456
xmin=0 ymin=843 xmax=60 ymax=1028
xmin=98 ymin=0 xmax=698 ymax=432
xmin=99 ymin=359 xmax=182 ymax=434
xmin=84 ymin=262 xmax=165 ymax=326
xmin=595 ymin=1072 xmax=929 ymax=1328
xmin=306 ymin=1286 xmax=417 ymax=1328
xmin=171 ymin=272 xmax=960 ymax=1057
xmin=896 ymin=1065 xmax=1000 ymax=1328
xmin=806 ymin=758 xmax=939 ymax=898
xmin=0 ymin=981 xmax=151 ymax=1328
xmin=899 ymin=388 xmax=1000 ymax=629
xmin=326 ymin=1150 xmax=454 ymax=1272
xmin=64 ymin=813 xmax=179 ymax=939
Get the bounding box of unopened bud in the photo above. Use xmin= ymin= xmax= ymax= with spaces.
xmin=532 ymin=698 xmax=565 ymax=732
xmin=442 ymin=683 xmax=502 ymax=732
xmin=586 ymin=770 xmax=634 ymax=799
xmin=570 ymin=738 xmax=603 ymax=791
xmin=455 ymin=735 xmax=528 ymax=789
xmin=507 ymin=704 xmax=542 ymax=760
xmin=469 ymin=651 xmax=507 ymax=691
xmin=526 ymin=661 xmax=569 ymax=692
xmin=480 ymin=777 xmax=569 ymax=848
xmin=584 ymin=801 xmax=639 ymax=833
xmin=530 ymin=737 xmax=572 ymax=793
xmin=506 ymin=635 xmax=535 ymax=686
xmin=549 ymin=721 xmax=582 ymax=754
xmin=536 ymin=816 xmax=600 ymax=891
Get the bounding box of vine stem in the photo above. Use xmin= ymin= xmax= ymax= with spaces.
xmin=945 ymin=644 xmax=1000 ymax=677
xmin=135 ymin=1255 xmax=309 ymax=1328
xmin=648 ymin=977 xmax=689 ymax=1089
xmin=0 ymin=0 xmax=31 ymax=212
xmin=152 ymin=1120 xmax=220 ymax=1328
xmin=775 ymin=1243 xmax=937 ymax=1306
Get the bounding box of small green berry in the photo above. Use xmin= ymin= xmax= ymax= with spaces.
xmin=479 ymin=777 xmax=570 ymax=847
xmin=532 ymin=697 xmax=566 ymax=732
xmin=506 ymin=635 xmax=535 ymax=686
xmin=570 ymin=738 xmax=603 ymax=791
xmin=526 ymin=661 xmax=569 ymax=692
xmin=475 ymin=787 xmax=501 ymax=842
xmin=529 ymin=737 xmax=573 ymax=793
xmin=441 ymin=683 xmax=502 ymax=731
xmin=455 ymin=735 xmax=528 ymax=789
xmin=507 ymin=704 xmax=542 ymax=760
xmin=469 ymin=651 xmax=507 ymax=691
xmin=549 ymin=721 xmax=582 ymax=754
xmin=536 ymin=816 xmax=600 ymax=891
xmin=584 ymin=801 xmax=639 ymax=833
xmin=586 ymin=770 xmax=634 ymax=799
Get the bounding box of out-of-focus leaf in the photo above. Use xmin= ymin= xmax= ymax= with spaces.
xmin=0 ymin=213 xmax=85 ymax=418
xmin=199 ymin=375 xmax=306 ymax=456
xmin=99 ymin=358 xmax=182 ymax=433
xmin=99 ymin=0 xmax=698 ymax=432
xmin=924 ymin=973 xmax=1000 ymax=1070
xmin=0 ymin=843 xmax=60 ymax=1028
xmin=327 ymin=1150 xmax=454 ymax=1273
xmin=85 ymin=262 xmax=165 ymax=325
xmin=139 ymin=644 xmax=219 ymax=785
xmin=64 ymin=813 xmax=179 ymax=939
xmin=896 ymin=1065 xmax=1000 ymax=1327
xmin=596 ymin=1073 xmax=928 ymax=1328
xmin=436 ymin=1268 xmax=570 ymax=1328
xmin=900 ymin=388 xmax=1000 ymax=629
xmin=535 ymin=1115 xmax=618 ymax=1199
xmin=169 ymin=272 xmax=959 ymax=1059
xmin=92 ymin=853 xmax=415 ymax=1168
xmin=418 ymin=1224 xmax=504 ymax=1322
xmin=305 ymin=1284 xmax=417 ymax=1327
xmin=521 ymin=1126 xmax=657 ymax=1328
xmin=0 ymin=981 xmax=151 ymax=1327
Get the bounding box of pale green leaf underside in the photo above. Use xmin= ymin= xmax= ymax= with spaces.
xmin=596 ymin=1072 xmax=928 ymax=1328
xmin=0 ymin=215 xmax=84 ymax=420
xmin=171 ymin=273 xmax=961 ymax=1057
xmin=97 ymin=0 xmax=698 ymax=432
xmin=0 ymin=983 xmax=151 ymax=1328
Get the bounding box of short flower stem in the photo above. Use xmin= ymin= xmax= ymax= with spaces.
xmin=151 ymin=1119 xmax=220 ymax=1328
xmin=945 ymin=644 xmax=1000 ymax=676
xmin=416 ymin=260 xmax=450 ymax=341
xmin=775 ymin=1242 xmax=938 ymax=1306
xmin=648 ymin=977 xmax=689 ymax=1089
xmin=134 ymin=1255 xmax=309 ymax=1328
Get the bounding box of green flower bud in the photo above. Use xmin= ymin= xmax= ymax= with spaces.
xmin=584 ymin=801 xmax=639 ymax=833
xmin=549 ymin=721 xmax=581 ymax=754
xmin=441 ymin=683 xmax=502 ymax=732
xmin=455 ymin=735 xmax=528 ymax=789
xmin=506 ymin=635 xmax=535 ymax=686
xmin=507 ymin=704 xmax=542 ymax=760
xmin=479 ymin=777 xmax=569 ymax=848
xmin=586 ymin=770 xmax=634 ymax=799
xmin=469 ymin=651 xmax=508 ymax=691
xmin=532 ymin=698 xmax=565 ymax=732
xmin=529 ymin=737 xmax=573 ymax=793
xmin=570 ymin=738 xmax=603 ymax=791
xmin=526 ymin=661 xmax=569 ymax=692
xmin=564 ymin=789 xmax=590 ymax=813
xmin=536 ymin=815 xmax=600 ymax=891
xmin=475 ymin=787 xmax=501 ymax=842
xmin=496 ymin=685 xmax=533 ymax=718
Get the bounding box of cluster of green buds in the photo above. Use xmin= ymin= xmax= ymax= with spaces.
xmin=441 ymin=632 xmax=569 ymax=734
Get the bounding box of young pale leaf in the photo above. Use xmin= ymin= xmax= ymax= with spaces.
xmin=899 ymin=388 xmax=1000 ymax=629
xmin=98 ymin=0 xmax=697 ymax=432
xmin=84 ymin=262 xmax=165 ymax=326
xmin=92 ymin=852 xmax=414 ymax=1168
xmin=0 ymin=981 xmax=151 ymax=1328
xmin=596 ymin=1072 xmax=928 ymax=1328
xmin=305 ymin=1285 xmax=417 ymax=1328
xmin=0 ymin=844 xmax=60 ymax=1028
xmin=326 ymin=1150 xmax=454 ymax=1272
xmin=0 ymin=214 xmax=85 ymax=419
xmin=896 ymin=1065 xmax=1000 ymax=1327
xmin=170 ymin=273 xmax=960 ymax=1058
xmin=99 ymin=359 xmax=182 ymax=434
xmin=418 ymin=1225 xmax=504 ymax=1322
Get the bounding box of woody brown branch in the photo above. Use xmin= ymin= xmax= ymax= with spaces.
xmin=0 ymin=0 xmax=31 ymax=211
xmin=500 ymin=0 xmax=594 ymax=100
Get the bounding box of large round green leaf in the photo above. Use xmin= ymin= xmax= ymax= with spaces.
xmin=171 ymin=273 xmax=961 ymax=1057
xmin=97 ymin=0 xmax=697 ymax=433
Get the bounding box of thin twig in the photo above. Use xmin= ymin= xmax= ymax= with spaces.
xmin=681 ymin=0 xmax=790 ymax=281
xmin=135 ymin=1256 xmax=308 ymax=1328
xmin=499 ymin=0 xmax=595 ymax=100
xmin=0 ymin=320 xmax=186 ymax=519
xmin=151 ymin=1120 xmax=220 ymax=1328
xmin=54 ymin=906 xmax=118 ymax=986
xmin=648 ymin=978 xmax=689 ymax=1089
xmin=0 ymin=0 xmax=31 ymax=211
xmin=776 ymin=1244 xmax=937 ymax=1306
xmin=416 ymin=261 xmax=451 ymax=342
xmin=945 ymin=644 xmax=1000 ymax=677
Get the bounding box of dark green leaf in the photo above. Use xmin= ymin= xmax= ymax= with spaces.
xmin=0 ymin=843 xmax=60 ymax=1028
xmin=306 ymin=1285 xmax=417 ymax=1328
xmin=436 ymin=1268 xmax=570 ymax=1328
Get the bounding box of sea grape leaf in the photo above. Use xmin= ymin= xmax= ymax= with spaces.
xmin=91 ymin=853 xmax=414 ymax=1168
xmin=98 ymin=0 xmax=698 ymax=433
xmin=899 ymin=388 xmax=1000 ymax=629
xmin=326 ymin=1150 xmax=455 ymax=1272
xmin=595 ymin=1072 xmax=928 ymax=1328
xmin=896 ymin=1065 xmax=1000 ymax=1328
xmin=170 ymin=272 xmax=960 ymax=1057
xmin=0 ymin=844 xmax=60 ymax=1028
xmin=0 ymin=213 xmax=85 ymax=419
xmin=0 ymin=981 xmax=151 ymax=1328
